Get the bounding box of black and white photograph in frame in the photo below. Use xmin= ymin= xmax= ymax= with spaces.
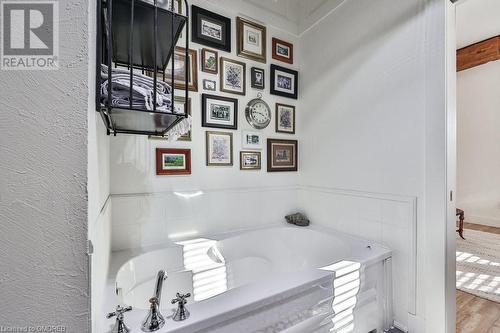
xmin=242 ymin=131 xmax=263 ymax=150
xmin=206 ymin=131 xmax=233 ymax=166
xmin=192 ymin=5 xmax=231 ymax=52
xmin=275 ymin=103 xmax=295 ymax=134
xmin=201 ymin=48 xmax=218 ymax=74
xmin=202 ymin=94 xmax=238 ymax=130
xmin=270 ymin=64 xmax=298 ymax=99
xmin=251 ymin=67 xmax=265 ymax=90
xmin=203 ymin=79 xmax=217 ymax=91
xmin=220 ymin=57 xmax=246 ymax=95
xmin=236 ymin=17 xmax=267 ymax=63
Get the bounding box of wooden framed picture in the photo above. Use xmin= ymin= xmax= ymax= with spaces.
xmin=202 ymin=79 xmax=217 ymax=91
xmin=156 ymin=148 xmax=191 ymax=175
xmin=270 ymin=64 xmax=298 ymax=99
xmin=242 ymin=131 xmax=263 ymax=150
xmin=267 ymin=139 xmax=298 ymax=172
xmin=240 ymin=151 xmax=261 ymax=170
xmin=206 ymin=131 xmax=233 ymax=166
xmin=272 ymin=38 xmax=293 ymax=64
xmin=202 ymin=94 xmax=238 ymax=130
xmin=158 ymin=47 xmax=197 ymax=92
xmin=149 ymin=97 xmax=192 ymax=141
xmin=220 ymin=57 xmax=246 ymax=95
xmin=275 ymin=103 xmax=295 ymax=134
xmin=251 ymin=67 xmax=265 ymax=90
xmin=201 ymin=48 xmax=218 ymax=74
xmin=236 ymin=17 xmax=266 ymax=63
xmin=192 ymin=5 xmax=231 ymax=52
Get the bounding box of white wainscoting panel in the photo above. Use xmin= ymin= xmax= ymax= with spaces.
xmin=110 ymin=186 xmax=299 ymax=251
xmin=298 ymin=186 xmax=417 ymax=329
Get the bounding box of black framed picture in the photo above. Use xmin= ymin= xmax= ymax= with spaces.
xmin=251 ymin=67 xmax=265 ymax=90
xmin=192 ymin=5 xmax=231 ymax=52
xmin=202 ymin=94 xmax=238 ymax=130
xmin=270 ymin=64 xmax=298 ymax=99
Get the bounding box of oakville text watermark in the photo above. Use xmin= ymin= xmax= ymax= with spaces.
xmin=1 ymin=0 xmax=59 ymax=70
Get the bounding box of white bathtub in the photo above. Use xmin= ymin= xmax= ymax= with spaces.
xmin=101 ymin=225 xmax=392 ymax=333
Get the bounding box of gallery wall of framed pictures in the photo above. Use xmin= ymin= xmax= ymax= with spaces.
xmin=153 ymin=2 xmax=301 ymax=176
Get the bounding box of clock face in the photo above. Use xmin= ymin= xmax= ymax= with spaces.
xmin=246 ymin=99 xmax=271 ymax=129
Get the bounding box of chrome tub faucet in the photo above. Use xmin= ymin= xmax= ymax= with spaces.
xmin=141 ymin=270 xmax=167 ymax=332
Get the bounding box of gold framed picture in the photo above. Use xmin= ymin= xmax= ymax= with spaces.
xmin=206 ymin=131 xmax=233 ymax=166
xmin=236 ymin=17 xmax=266 ymax=63
xmin=240 ymin=151 xmax=261 ymax=170
xmin=220 ymin=57 xmax=246 ymax=95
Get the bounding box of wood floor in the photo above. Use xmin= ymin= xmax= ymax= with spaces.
xmin=457 ymin=222 xmax=500 ymax=333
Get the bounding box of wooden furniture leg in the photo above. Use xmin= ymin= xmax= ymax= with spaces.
xmin=456 ymin=208 xmax=465 ymax=240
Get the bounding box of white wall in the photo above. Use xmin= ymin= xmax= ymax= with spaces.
xmin=0 ymin=0 xmax=90 ymax=330
xmin=457 ymin=60 xmax=500 ymax=227
xmin=298 ymin=0 xmax=448 ymax=331
xmin=109 ymin=0 xmax=302 ymax=250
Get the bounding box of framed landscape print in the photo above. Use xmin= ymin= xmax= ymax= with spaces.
xmin=275 ymin=103 xmax=295 ymax=134
xmin=156 ymin=148 xmax=191 ymax=175
xmin=240 ymin=151 xmax=261 ymax=170
xmin=270 ymin=64 xmax=298 ymax=99
xmin=251 ymin=67 xmax=265 ymax=90
xmin=203 ymin=79 xmax=217 ymax=91
xmin=206 ymin=131 xmax=233 ymax=166
xmin=162 ymin=47 xmax=198 ymax=91
xmin=220 ymin=57 xmax=246 ymax=95
xmin=236 ymin=17 xmax=266 ymax=63
xmin=201 ymin=48 xmax=218 ymax=74
xmin=242 ymin=131 xmax=263 ymax=150
xmin=272 ymin=38 xmax=293 ymax=64
xmin=192 ymin=5 xmax=231 ymax=52
xmin=202 ymin=94 xmax=238 ymax=130
xmin=267 ymin=139 xmax=298 ymax=172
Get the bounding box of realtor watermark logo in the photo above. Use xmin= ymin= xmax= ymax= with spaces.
xmin=1 ymin=0 xmax=58 ymax=70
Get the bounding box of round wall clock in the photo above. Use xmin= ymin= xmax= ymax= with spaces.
xmin=245 ymin=93 xmax=272 ymax=129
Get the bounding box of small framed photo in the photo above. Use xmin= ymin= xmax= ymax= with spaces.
xmin=202 ymin=94 xmax=238 ymax=130
xmin=240 ymin=151 xmax=261 ymax=170
xmin=201 ymin=48 xmax=218 ymax=74
xmin=275 ymin=103 xmax=295 ymax=134
xmin=191 ymin=5 xmax=231 ymax=52
xmin=267 ymin=139 xmax=298 ymax=172
xmin=220 ymin=57 xmax=246 ymax=95
xmin=237 ymin=17 xmax=267 ymax=63
xmin=156 ymin=148 xmax=191 ymax=175
xmin=251 ymin=67 xmax=265 ymax=90
xmin=270 ymin=64 xmax=298 ymax=99
xmin=203 ymin=79 xmax=217 ymax=91
xmin=272 ymin=38 xmax=293 ymax=64
xmin=242 ymin=131 xmax=263 ymax=150
xmin=206 ymin=131 xmax=233 ymax=166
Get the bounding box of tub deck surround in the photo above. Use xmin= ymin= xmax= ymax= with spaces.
xmin=99 ymin=225 xmax=392 ymax=333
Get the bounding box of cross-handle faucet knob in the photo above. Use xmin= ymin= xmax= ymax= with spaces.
xmin=171 ymin=293 xmax=191 ymax=321
xmin=106 ymin=305 xmax=133 ymax=333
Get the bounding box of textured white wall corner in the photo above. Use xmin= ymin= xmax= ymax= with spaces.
xmin=456 ymin=61 xmax=500 ymax=228
xmin=0 ymin=0 xmax=91 ymax=330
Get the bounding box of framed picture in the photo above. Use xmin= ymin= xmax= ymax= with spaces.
xmin=251 ymin=67 xmax=265 ymax=90
xmin=270 ymin=64 xmax=298 ymax=99
xmin=220 ymin=57 xmax=246 ymax=95
xmin=202 ymin=79 xmax=217 ymax=91
xmin=201 ymin=48 xmax=218 ymax=74
xmin=156 ymin=47 xmax=197 ymax=92
xmin=240 ymin=151 xmax=261 ymax=170
xmin=192 ymin=5 xmax=231 ymax=52
xmin=267 ymin=139 xmax=298 ymax=172
xmin=149 ymin=97 xmax=192 ymax=141
xmin=165 ymin=0 xmax=182 ymax=13
xmin=242 ymin=131 xmax=263 ymax=150
xmin=202 ymin=94 xmax=238 ymax=130
xmin=275 ymin=103 xmax=295 ymax=134
xmin=272 ymin=38 xmax=293 ymax=64
xmin=206 ymin=131 xmax=233 ymax=166
xmin=156 ymin=148 xmax=191 ymax=175
xmin=236 ymin=17 xmax=266 ymax=63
